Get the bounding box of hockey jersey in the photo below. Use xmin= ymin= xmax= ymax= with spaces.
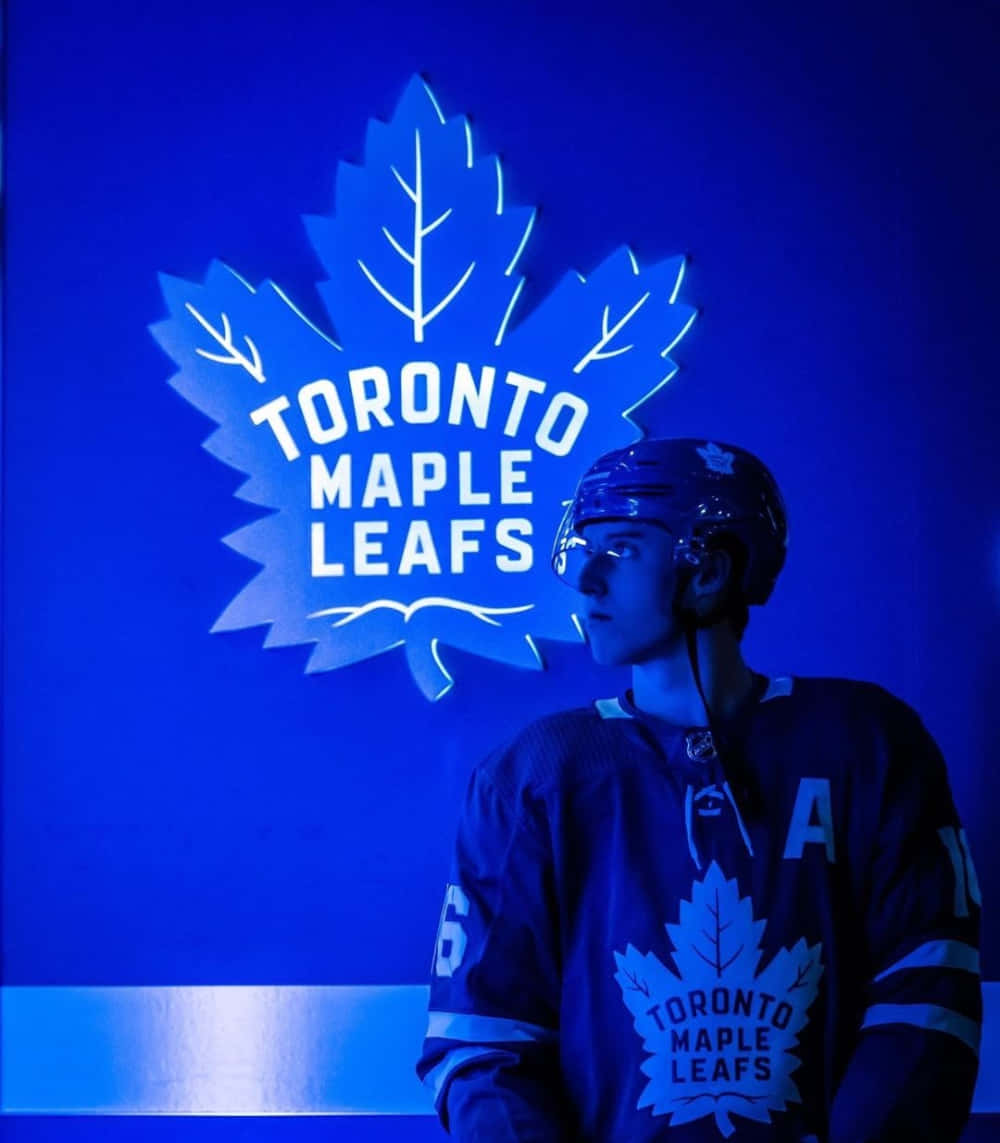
xmin=417 ymin=675 xmax=982 ymax=1142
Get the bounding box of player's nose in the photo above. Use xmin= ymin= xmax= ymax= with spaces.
xmin=578 ymin=552 xmax=610 ymax=598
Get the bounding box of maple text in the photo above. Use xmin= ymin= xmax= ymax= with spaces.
xmin=308 ymin=449 xmax=536 ymax=577
xmin=644 ymin=987 xmax=790 ymax=1086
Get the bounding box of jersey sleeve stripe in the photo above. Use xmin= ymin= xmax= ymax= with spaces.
xmin=426 ymin=1010 xmax=559 ymax=1044
xmin=873 ymin=939 xmax=980 ymax=983
xmin=860 ymin=1002 xmax=981 ymax=1055
xmin=760 ymin=675 xmax=793 ymax=702
xmin=422 ymin=1045 xmax=518 ymax=1105
xmin=594 ymin=698 xmax=632 ymax=720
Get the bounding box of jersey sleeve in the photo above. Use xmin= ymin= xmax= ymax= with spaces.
xmin=416 ymin=758 xmax=573 ymax=1140
xmin=829 ymin=697 xmax=982 ymax=1143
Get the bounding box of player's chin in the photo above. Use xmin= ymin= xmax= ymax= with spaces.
xmin=585 ymin=632 xmax=633 ymax=668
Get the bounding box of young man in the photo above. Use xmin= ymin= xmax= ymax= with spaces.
xmin=417 ymin=437 xmax=982 ymax=1142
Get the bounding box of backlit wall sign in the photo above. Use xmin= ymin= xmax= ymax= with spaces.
xmin=152 ymin=75 xmax=696 ymax=699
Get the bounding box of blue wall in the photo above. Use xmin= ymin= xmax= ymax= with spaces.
xmin=3 ymin=0 xmax=998 ymax=1136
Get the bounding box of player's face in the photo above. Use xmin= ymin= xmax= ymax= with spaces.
xmin=574 ymin=520 xmax=680 ymax=666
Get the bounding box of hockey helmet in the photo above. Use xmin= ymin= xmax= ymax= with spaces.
xmin=551 ymin=437 xmax=787 ymax=605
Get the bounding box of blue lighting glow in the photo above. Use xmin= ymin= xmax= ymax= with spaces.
xmin=668 ymin=257 xmax=686 ymax=305
xmin=504 ymin=209 xmax=536 ymax=277
xmin=2 ymin=985 xmax=997 ymax=1114
xmin=269 ymin=282 xmax=342 ymax=349
xmin=660 ymin=307 xmax=698 ymax=360
xmin=494 ymin=277 xmax=525 ymax=345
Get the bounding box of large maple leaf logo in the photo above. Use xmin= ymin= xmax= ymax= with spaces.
xmin=615 ymin=863 xmax=823 ymax=1138
xmin=151 ymin=75 xmax=696 ymax=699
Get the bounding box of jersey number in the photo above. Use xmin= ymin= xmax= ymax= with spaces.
xmin=939 ymin=827 xmax=982 ymax=918
xmin=433 ymin=883 xmax=470 ymax=977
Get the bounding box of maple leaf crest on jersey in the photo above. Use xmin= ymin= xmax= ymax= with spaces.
xmin=615 ymin=862 xmax=823 ymax=1138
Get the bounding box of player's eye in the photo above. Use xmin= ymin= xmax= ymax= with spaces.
xmin=606 ymin=541 xmax=639 ymax=560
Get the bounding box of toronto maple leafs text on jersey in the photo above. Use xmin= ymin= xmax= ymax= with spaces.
xmin=417 ymin=676 xmax=981 ymax=1141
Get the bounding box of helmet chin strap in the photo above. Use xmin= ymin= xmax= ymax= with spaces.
xmin=675 ymin=545 xmax=736 ymax=725
xmin=673 ymin=558 xmax=717 ymax=723
xmin=683 ymin=620 xmax=715 ymax=726
xmin=681 ymin=607 xmax=759 ymax=830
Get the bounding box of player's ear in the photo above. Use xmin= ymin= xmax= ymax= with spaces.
xmin=692 ymin=546 xmax=733 ymax=598
xmin=676 ymin=546 xmax=734 ymax=624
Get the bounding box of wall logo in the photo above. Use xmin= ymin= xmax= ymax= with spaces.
xmin=152 ymin=75 xmax=696 ymax=699
xmin=614 ymin=863 xmax=823 ymax=1137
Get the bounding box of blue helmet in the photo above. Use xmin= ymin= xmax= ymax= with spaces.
xmin=551 ymin=437 xmax=788 ymax=605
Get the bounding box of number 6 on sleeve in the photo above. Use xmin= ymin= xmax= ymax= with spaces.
xmin=433 ymin=883 xmax=470 ymax=977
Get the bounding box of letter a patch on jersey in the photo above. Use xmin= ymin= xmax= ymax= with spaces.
xmin=614 ymin=863 xmax=823 ymax=1137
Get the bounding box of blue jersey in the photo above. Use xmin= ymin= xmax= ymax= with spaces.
xmin=417 ymin=675 xmax=982 ymax=1142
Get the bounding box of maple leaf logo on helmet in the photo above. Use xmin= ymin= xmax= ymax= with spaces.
xmin=696 ymin=441 xmax=736 ymax=475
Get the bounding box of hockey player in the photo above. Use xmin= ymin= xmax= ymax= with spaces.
xmin=417 ymin=437 xmax=982 ymax=1141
